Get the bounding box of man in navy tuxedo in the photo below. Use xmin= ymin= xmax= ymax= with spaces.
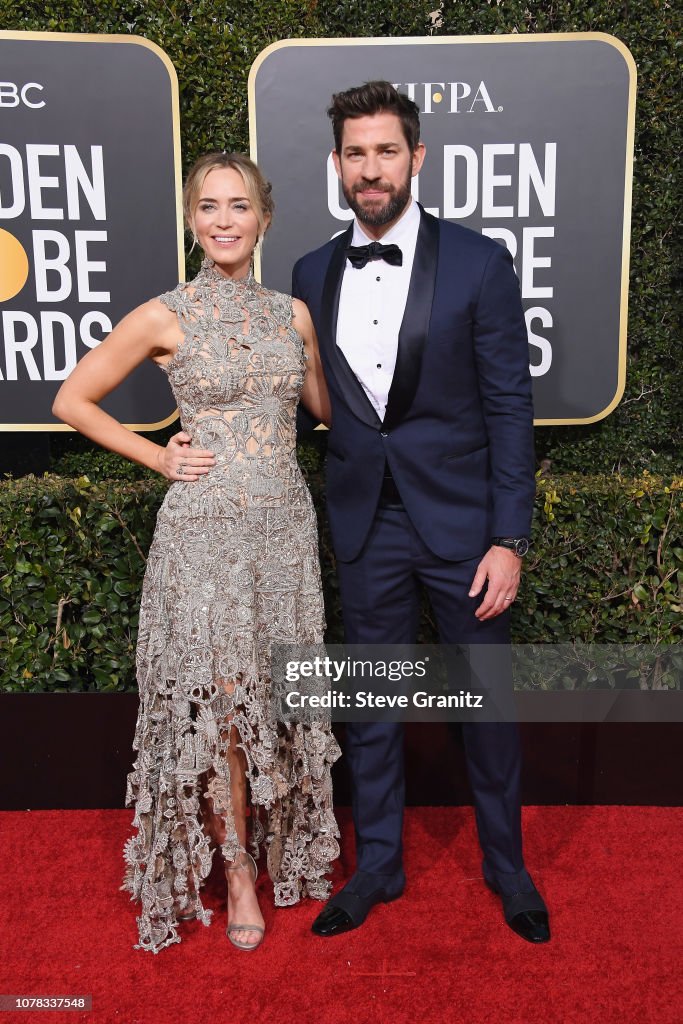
xmin=292 ymin=81 xmax=549 ymax=943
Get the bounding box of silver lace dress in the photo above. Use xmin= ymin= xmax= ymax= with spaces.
xmin=121 ymin=260 xmax=341 ymax=953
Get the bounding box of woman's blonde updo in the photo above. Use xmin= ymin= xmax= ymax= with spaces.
xmin=183 ymin=152 xmax=274 ymax=244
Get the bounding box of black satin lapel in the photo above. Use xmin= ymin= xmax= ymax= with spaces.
xmin=321 ymin=225 xmax=352 ymax=353
xmin=321 ymin=224 xmax=381 ymax=429
xmin=382 ymin=210 xmax=439 ymax=431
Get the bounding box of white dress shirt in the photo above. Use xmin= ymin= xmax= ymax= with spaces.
xmin=337 ymin=199 xmax=420 ymax=420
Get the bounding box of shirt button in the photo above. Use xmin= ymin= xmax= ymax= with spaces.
xmin=373 ymin=319 xmax=378 ymax=325
xmin=376 ymin=276 xmax=381 ymax=281
xmin=380 ymin=431 xmax=388 ymax=438
xmin=377 ymin=363 xmax=382 ymax=368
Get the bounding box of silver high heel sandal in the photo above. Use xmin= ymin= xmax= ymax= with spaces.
xmin=176 ymin=900 xmax=198 ymax=922
xmin=225 ymin=852 xmax=264 ymax=951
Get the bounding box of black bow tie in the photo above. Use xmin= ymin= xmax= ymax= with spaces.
xmin=345 ymin=241 xmax=403 ymax=269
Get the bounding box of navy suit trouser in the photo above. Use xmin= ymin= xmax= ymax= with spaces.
xmin=335 ymin=505 xmax=532 ymax=892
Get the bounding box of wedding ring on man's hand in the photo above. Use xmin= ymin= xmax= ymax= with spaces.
xmin=504 ymin=595 xmax=513 ymax=601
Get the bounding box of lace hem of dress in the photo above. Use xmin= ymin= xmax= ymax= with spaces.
xmin=121 ymin=677 xmax=340 ymax=954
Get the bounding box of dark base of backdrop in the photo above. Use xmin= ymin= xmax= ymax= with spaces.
xmin=1 ymin=694 xmax=680 ymax=809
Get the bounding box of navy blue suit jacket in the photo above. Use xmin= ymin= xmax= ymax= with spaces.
xmin=292 ymin=206 xmax=535 ymax=564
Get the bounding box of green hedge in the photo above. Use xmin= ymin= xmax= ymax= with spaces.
xmin=1 ymin=0 xmax=681 ymax=474
xmin=1 ymin=466 xmax=680 ymax=692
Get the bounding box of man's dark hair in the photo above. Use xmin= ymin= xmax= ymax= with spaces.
xmin=328 ymin=80 xmax=421 ymax=153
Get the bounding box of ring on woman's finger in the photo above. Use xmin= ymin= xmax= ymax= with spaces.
xmin=177 ymin=462 xmax=185 ymax=477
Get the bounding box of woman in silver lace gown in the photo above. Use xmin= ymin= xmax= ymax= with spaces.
xmin=53 ymin=153 xmax=340 ymax=954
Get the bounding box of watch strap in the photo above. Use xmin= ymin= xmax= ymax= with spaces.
xmin=491 ymin=536 xmax=530 ymax=557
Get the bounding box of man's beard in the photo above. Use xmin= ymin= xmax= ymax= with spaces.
xmin=343 ymin=172 xmax=412 ymax=228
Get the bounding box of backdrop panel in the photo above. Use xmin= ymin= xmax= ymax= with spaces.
xmin=0 ymin=31 xmax=182 ymax=430
xmin=250 ymin=34 xmax=636 ymax=424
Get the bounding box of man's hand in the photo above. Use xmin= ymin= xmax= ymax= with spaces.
xmin=156 ymin=431 xmax=215 ymax=481
xmin=469 ymin=545 xmax=523 ymax=620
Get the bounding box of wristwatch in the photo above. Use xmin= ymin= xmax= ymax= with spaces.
xmin=491 ymin=537 xmax=530 ymax=558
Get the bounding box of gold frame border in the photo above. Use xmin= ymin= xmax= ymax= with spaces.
xmin=0 ymin=29 xmax=183 ymax=432
xmin=248 ymin=33 xmax=637 ymax=426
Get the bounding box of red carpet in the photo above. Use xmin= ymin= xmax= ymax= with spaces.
xmin=1 ymin=807 xmax=681 ymax=1024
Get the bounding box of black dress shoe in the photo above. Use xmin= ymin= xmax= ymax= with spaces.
xmin=311 ymin=903 xmax=359 ymax=937
xmin=504 ymin=908 xmax=550 ymax=944
xmin=484 ymin=871 xmax=551 ymax=944
xmin=311 ymin=870 xmax=405 ymax=937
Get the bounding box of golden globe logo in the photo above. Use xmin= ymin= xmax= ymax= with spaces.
xmin=0 ymin=228 xmax=29 ymax=301
xmin=0 ymin=31 xmax=181 ymax=429
xmin=0 ymin=143 xmax=111 ymax=381
xmin=251 ymin=34 xmax=635 ymax=423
